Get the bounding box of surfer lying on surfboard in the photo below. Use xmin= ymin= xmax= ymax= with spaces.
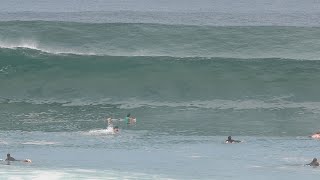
xmin=105 ymin=117 xmax=120 ymax=134
xmin=4 ymin=153 xmax=32 ymax=163
xmin=306 ymin=158 xmax=319 ymax=167
xmin=225 ymin=136 xmax=241 ymax=143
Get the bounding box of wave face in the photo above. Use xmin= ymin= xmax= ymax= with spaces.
xmin=1 ymin=21 xmax=320 ymax=135
xmin=1 ymin=0 xmax=320 ymax=27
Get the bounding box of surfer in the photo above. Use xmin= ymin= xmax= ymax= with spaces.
xmin=5 ymin=153 xmax=32 ymax=163
xmin=106 ymin=117 xmax=113 ymax=127
xmin=125 ymin=113 xmax=136 ymax=125
xmin=306 ymin=158 xmax=319 ymax=167
xmin=113 ymin=126 xmax=119 ymax=133
xmin=105 ymin=117 xmax=119 ymax=134
xmin=225 ymin=136 xmax=241 ymax=143
xmin=5 ymin=153 xmax=16 ymax=161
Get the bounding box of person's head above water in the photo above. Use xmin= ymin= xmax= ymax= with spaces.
xmin=113 ymin=126 xmax=119 ymax=132
xmin=228 ymin=136 xmax=232 ymax=141
xmin=307 ymin=157 xmax=319 ymax=166
xmin=5 ymin=153 xmax=16 ymax=161
xmin=127 ymin=113 xmax=131 ymax=117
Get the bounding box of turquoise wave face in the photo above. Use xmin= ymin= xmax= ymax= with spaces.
xmin=1 ymin=48 xmax=320 ymax=136
xmin=1 ymin=21 xmax=320 ymax=59
xmin=1 ymin=47 xmax=320 ymax=103
xmin=1 ymin=22 xmax=320 ymax=136
xmin=2 ymin=2 xmax=320 ymax=179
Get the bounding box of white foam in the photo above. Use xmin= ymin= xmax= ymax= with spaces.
xmin=0 ymin=39 xmax=96 ymax=55
xmin=28 ymin=171 xmax=66 ymax=180
xmin=31 ymin=172 xmax=65 ymax=180
xmin=249 ymin=165 xmax=263 ymax=168
xmin=87 ymin=129 xmax=116 ymax=135
xmin=0 ymin=168 xmax=176 ymax=180
xmin=22 ymin=141 xmax=58 ymax=145
xmin=189 ymin=155 xmax=203 ymax=158
xmin=0 ymin=170 xmax=66 ymax=180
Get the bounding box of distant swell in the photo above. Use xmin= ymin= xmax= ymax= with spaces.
xmin=0 ymin=21 xmax=320 ymax=59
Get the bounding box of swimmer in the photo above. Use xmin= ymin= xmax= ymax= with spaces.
xmin=225 ymin=136 xmax=241 ymax=143
xmin=113 ymin=126 xmax=119 ymax=133
xmin=5 ymin=153 xmax=16 ymax=161
xmin=125 ymin=113 xmax=136 ymax=125
xmin=5 ymin=153 xmax=32 ymax=163
xmin=104 ymin=117 xmax=120 ymax=134
xmin=106 ymin=117 xmax=113 ymax=127
xmin=306 ymin=158 xmax=319 ymax=167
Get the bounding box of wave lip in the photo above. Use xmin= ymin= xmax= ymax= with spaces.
xmin=0 ymin=40 xmax=98 ymax=56
xmin=0 ymin=39 xmax=40 ymax=50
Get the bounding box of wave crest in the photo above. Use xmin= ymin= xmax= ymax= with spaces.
xmin=1 ymin=21 xmax=320 ymax=59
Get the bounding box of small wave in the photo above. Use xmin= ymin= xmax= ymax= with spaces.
xmin=0 ymin=45 xmax=319 ymax=60
xmin=0 ymin=40 xmax=40 ymax=50
xmin=21 ymin=141 xmax=58 ymax=145
xmin=189 ymin=155 xmax=205 ymax=158
xmin=0 ymin=41 xmax=97 ymax=56
xmin=0 ymin=140 xmax=8 ymax=145
xmin=61 ymin=98 xmax=112 ymax=107
xmin=3 ymin=97 xmax=320 ymax=113
xmin=0 ymin=171 xmax=65 ymax=180
xmin=0 ymin=43 xmax=319 ymax=61
xmin=0 ymin=168 xmax=176 ymax=180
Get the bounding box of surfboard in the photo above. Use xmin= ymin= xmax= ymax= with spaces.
xmin=311 ymin=134 xmax=320 ymax=139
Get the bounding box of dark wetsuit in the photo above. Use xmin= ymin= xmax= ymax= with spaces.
xmin=5 ymin=156 xmax=16 ymax=161
xmin=307 ymin=161 xmax=319 ymax=166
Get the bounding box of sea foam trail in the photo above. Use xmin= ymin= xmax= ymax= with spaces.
xmin=0 ymin=168 xmax=175 ymax=180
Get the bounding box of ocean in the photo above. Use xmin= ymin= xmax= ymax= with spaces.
xmin=1 ymin=0 xmax=320 ymax=179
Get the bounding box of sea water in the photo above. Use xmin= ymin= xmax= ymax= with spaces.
xmin=1 ymin=0 xmax=320 ymax=179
